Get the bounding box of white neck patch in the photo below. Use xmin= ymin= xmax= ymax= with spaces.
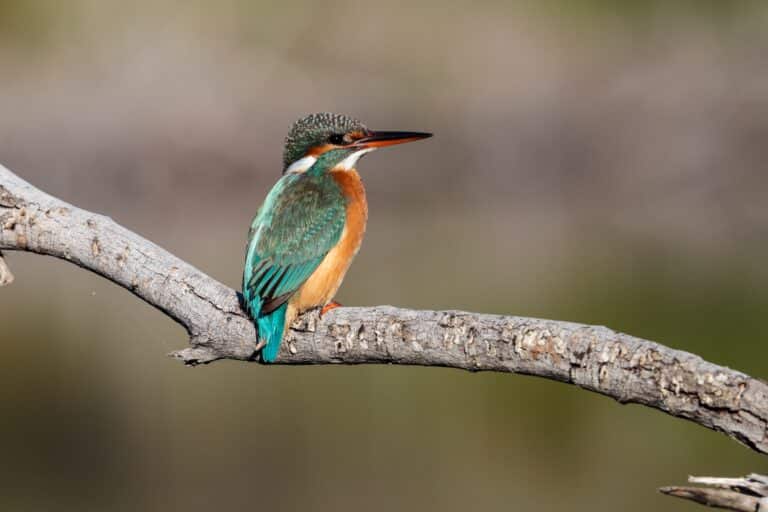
xmin=335 ymin=148 xmax=375 ymax=171
xmin=284 ymin=155 xmax=317 ymax=175
xmin=285 ymin=148 xmax=375 ymax=174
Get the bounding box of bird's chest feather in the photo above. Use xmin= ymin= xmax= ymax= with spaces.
xmin=291 ymin=169 xmax=368 ymax=311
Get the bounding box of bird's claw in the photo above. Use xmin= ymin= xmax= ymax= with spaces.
xmin=320 ymin=301 xmax=342 ymax=317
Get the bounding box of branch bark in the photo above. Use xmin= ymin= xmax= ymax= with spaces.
xmin=1 ymin=163 xmax=767 ymax=458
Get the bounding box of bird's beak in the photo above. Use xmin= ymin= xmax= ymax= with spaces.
xmin=353 ymin=130 xmax=432 ymax=149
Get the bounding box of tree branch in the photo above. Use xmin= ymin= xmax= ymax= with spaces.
xmin=1 ymin=163 xmax=767 ymax=457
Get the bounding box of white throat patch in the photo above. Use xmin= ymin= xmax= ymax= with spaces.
xmin=285 ymin=148 xmax=375 ymax=175
xmin=335 ymin=148 xmax=375 ymax=171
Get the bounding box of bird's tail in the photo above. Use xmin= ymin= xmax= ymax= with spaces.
xmin=256 ymin=303 xmax=288 ymax=362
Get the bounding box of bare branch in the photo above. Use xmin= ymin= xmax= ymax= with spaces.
xmin=1 ymin=163 xmax=767 ymax=456
xmin=660 ymin=474 xmax=768 ymax=511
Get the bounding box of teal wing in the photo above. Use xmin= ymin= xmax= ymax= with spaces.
xmin=243 ymin=174 xmax=346 ymax=320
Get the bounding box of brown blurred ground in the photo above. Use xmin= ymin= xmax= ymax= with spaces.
xmin=1 ymin=1 xmax=767 ymax=511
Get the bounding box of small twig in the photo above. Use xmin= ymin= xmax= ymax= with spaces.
xmin=0 ymin=250 xmax=14 ymax=286
xmin=689 ymin=474 xmax=768 ymax=496
xmin=660 ymin=474 xmax=768 ymax=511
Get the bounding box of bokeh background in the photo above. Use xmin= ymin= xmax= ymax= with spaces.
xmin=1 ymin=1 xmax=767 ymax=510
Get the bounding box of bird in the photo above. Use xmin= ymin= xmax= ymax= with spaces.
xmin=242 ymin=113 xmax=432 ymax=362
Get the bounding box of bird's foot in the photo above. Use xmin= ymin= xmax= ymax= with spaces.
xmin=254 ymin=339 xmax=266 ymax=352
xmin=320 ymin=301 xmax=342 ymax=317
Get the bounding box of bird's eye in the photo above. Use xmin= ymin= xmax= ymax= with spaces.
xmin=328 ymin=134 xmax=346 ymax=145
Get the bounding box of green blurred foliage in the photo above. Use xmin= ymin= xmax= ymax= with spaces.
xmin=538 ymin=0 xmax=765 ymax=24
xmin=0 ymin=0 xmax=55 ymax=45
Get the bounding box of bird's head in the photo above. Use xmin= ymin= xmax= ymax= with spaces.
xmin=282 ymin=112 xmax=431 ymax=175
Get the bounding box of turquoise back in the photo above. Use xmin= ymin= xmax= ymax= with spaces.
xmin=243 ymin=172 xmax=347 ymax=361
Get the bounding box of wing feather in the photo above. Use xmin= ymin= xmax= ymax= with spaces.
xmin=243 ymin=174 xmax=346 ymax=318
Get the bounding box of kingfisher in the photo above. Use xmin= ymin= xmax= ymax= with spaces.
xmin=243 ymin=113 xmax=431 ymax=362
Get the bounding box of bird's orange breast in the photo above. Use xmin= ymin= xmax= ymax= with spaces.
xmin=289 ymin=168 xmax=368 ymax=315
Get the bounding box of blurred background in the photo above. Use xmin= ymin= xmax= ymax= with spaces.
xmin=1 ymin=0 xmax=767 ymax=510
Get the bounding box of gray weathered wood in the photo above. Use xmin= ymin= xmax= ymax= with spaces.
xmin=661 ymin=474 xmax=768 ymax=511
xmin=0 ymin=250 xmax=13 ymax=286
xmin=1 ymin=163 xmax=767 ymax=457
